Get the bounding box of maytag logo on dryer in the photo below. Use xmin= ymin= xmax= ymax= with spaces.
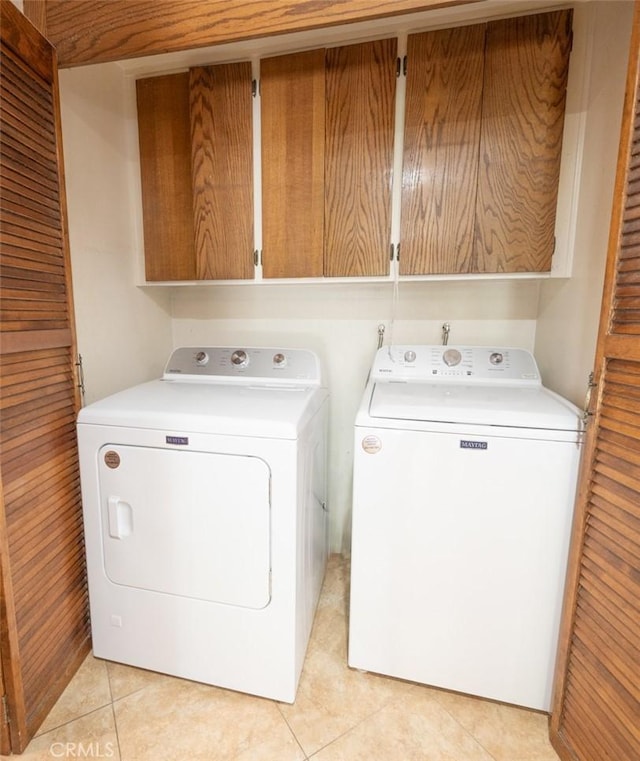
xmin=166 ymin=435 xmax=189 ymax=446
xmin=460 ymin=440 xmax=488 ymax=450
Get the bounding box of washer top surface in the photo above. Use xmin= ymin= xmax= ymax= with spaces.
xmin=78 ymin=347 xmax=327 ymax=439
xmin=360 ymin=345 xmax=582 ymax=434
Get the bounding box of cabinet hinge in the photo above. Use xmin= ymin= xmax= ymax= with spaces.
xmin=2 ymin=694 xmax=9 ymax=726
xmin=254 ymin=250 xmax=261 ymax=267
xmin=582 ymin=371 xmax=597 ymax=424
xmin=252 ymin=79 xmax=258 ymax=97
xmin=75 ymin=353 xmax=86 ymax=400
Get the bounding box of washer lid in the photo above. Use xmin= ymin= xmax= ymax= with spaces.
xmin=78 ymin=379 xmax=326 ymax=439
xmin=368 ymin=382 xmax=582 ymax=431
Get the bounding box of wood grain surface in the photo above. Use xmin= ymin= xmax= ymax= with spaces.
xmin=611 ymin=139 xmax=640 ymax=333
xmin=190 ymin=62 xmax=254 ymax=280
xmin=261 ymin=49 xmax=325 ymax=278
xmin=474 ymin=10 xmax=572 ymax=272
xmin=550 ymin=9 xmax=640 ymax=759
xmin=324 ymin=38 xmax=397 ymax=277
xmin=136 ymin=73 xmax=196 ymax=281
xmin=43 ymin=0 xmax=477 ymax=68
xmin=400 ymin=24 xmax=485 ymax=274
xmin=1 ymin=2 xmax=89 ymax=751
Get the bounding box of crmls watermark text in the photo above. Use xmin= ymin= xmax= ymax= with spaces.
xmin=49 ymin=742 xmax=116 ymax=758
xmin=460 ymin=440 xmax=488 ymax=450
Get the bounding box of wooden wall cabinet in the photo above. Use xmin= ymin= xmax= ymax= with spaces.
xmin=137 ymin=73 xmax=196 ymax=281
xmin=400 ymin=10 xmax=572 ymax=275
xmin=260 ymin=39 xmax=397 ymax=279
xmin=137 ymin=10 xmax=571 ymax=282
xmin=261 ymin=49 xmax=325 ymax=279
xmin=136 ymin=62 xmax=254 ymax=281
xmin=323 ymin=39 xmax=397 ymax=277
xmin=190 ymin=63 xmax=254 ymax=280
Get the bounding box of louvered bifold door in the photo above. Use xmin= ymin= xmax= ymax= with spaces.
xmin=550 ymin=5 xmax=640 ymax=761
xmin=0 ymin=1 xmax=90 ymax=752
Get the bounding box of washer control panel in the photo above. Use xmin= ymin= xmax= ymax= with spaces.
xmin=163 ymin=347 xmax=321 ymax=384
xmin=371 ymin=345 xmax=541 ymax=385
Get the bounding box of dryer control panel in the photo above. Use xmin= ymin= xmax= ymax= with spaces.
xmin=371 ymin=345 xmax=541 ymax=385
xmin=163 ymin=346 xmax=322 ymax=384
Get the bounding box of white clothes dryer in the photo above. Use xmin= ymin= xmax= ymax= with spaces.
xmin=348 ymin=345 xmax=583 ymax=711
xmin=77 ymin=346 xmax=328 ymax=703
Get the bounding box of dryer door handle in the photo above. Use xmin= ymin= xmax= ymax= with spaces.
xmin=108 ymin=496 xmax=133 ymax=539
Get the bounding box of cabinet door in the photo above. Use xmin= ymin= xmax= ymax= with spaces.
xmin=325 ymin=39 xmax=397 ymax=277
xmin=137 ymin=73 xmax=196 ymax=281
xmin=0 ymin=1 xmax=90 ymax=751
xmin=475 ymin=11 xmax=572 ymax=272
xmin=401 ymin=10 xmax=571 ymax=276
xmin=261 ymin=49 xmax=325 ymax=278
xmin=550 ymin=7 xmax=640 ymax=759
xmin=400 ymin=25 xmax=485 ymax=275
xmin=190 ymin=62 xmax=254 ymax=280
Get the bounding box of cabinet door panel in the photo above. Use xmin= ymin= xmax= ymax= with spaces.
xmin=190 ymin=62 xmax=254 ymax=280
xmin=261 ymin=49 xmax=325 ymax=278
xmin=551 ymin=9 xmax=640 ymax=758
xmin=137 ymin=73 xmax=196 ymax=281
xmin=325 ymin=39 xmax=396 ymax=277
xmin=475 ymin=11 xmax=572 ymax=272
xmin=1 ymin=2 xmax=90 ymax=751
xmin=400 ymin=25 xmax=484 ymax=275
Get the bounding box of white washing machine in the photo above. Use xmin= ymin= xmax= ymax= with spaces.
xmin=348 ymin=345 xmax=583 ymax=711
xmin=77 ymin=346 xmax=328 ymax=703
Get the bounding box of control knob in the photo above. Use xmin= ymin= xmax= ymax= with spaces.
xmin=443 ymin=348 xmax=462 ymax=367
xmin=231 ymin=349 xmax=248 ymax=367
xmin=194 ymin=351 xmax=209 ymax=366
xmin=273 ymin=352 xmax=287 ymax=366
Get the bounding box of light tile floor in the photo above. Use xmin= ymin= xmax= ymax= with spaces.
xmin=9 ymin=555 xmax=560 ymax=760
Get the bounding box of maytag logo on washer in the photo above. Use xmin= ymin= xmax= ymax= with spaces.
xmin=166 ymin=435 xmax=189 ymax=445
xmin=362 ymin=435 xmax=382 ymax=454
xmin=460 ymin=440 xmax=488 ymax=450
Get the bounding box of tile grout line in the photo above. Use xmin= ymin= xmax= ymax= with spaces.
xmin=304 ymin=702 xmax=391 ymax=759
xmin=274 ymin=701 xmax=310 ymax=760
xmin=32 ymin=704 xmax=114 ymax=744
xmin=430 ymin=693 xmax=500 ymax=761
xmin=105 ymin=663 xmax=123 ymax=761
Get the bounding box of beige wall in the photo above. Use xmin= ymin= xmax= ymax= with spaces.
xmin=60 ymin=64 xmax=173 ymax=404
xmin=170 ymin=281 xmax=539 ymax=550
xmin=535 ymin=1 xmax=634 ymax=405
xmin=58 ymin=1 xmax=634 ymax=552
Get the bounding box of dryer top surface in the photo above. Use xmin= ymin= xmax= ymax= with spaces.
xmin=78 ymin=347 xmax=327 ymax=438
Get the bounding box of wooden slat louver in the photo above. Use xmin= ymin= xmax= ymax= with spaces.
xmin=611 ymin=90 xmax=640 ymax=334
xmin=0 ymin=1 xmax=90 ymax=752
xmin=551 ymin=5 xmax=640 ymax=760
xmin=557 ymin=361 xmax=640 ymax=760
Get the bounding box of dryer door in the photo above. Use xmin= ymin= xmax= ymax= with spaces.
xmin=97 ymin=445 xmax=271 ymax=609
